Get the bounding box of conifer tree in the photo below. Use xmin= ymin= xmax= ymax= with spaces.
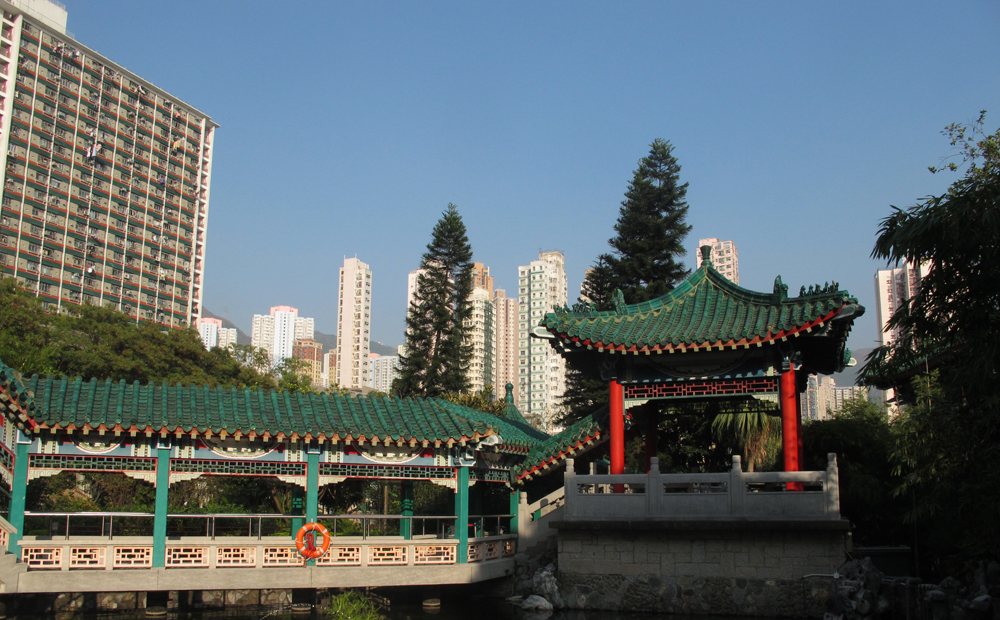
xmin=393 ymin=204 xmax=474 ymax=398
xmin=561 ymin=139 xmax=692 ymax=424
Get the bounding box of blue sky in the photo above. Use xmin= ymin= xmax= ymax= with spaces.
xmin=65 ymin=1 xmax=999 ymax=354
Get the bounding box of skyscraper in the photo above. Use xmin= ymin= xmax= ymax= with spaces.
xmin=465 ymin=285 xmax=495 ymax=394
xmin=696 ymin=238 xmax=739 ymax=284
xmin=874 ymin=262 xmax=929 ymax=349
xmin=472 ymin=262 xmax=493 ymax=293
xmin=493 ymin=288 xmax=519 ymax=404
xmin=874 ymin=261 xmax=929 ymax=410
xmin=0 ymin=1 xmax=217 ymax=329
xmin=518 ymin=250 xmax=567 ymax=429
xmin=335 ymin=257 xmax=372 ymax=390
xmin=250 ymin=306 xmax=314 ymax=362
xmin=197 ymin=317 xmax=236 ymax=350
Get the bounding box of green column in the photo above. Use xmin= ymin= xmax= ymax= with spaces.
xmin=306 ymin=451 xmax=319 ymax=523
xmin=305 ymin=451 xmax=319 ymax=566
xmin=509 ymin=489 xmax=519 ymax=535
xmin=7 ymin=441 xmax=30 ymax=554
xmin=400 ymin=481 xmax=414 ymax=540
xmin=455 ymin=467 xmax=469 ymax=563
xmin=152 ymin=445 xmax=170 ymax=568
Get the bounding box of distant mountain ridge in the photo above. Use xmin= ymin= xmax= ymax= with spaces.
xmin=201 ymin=310 xmax=397 ymax=356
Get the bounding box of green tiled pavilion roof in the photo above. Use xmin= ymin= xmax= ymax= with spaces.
xmin=540 ymin=260 xmax=860 ymax=354
xmin=0 ymin=359 xmax=547 ymax=453
xmin=512 ymin=408 xmax=606 ymax=481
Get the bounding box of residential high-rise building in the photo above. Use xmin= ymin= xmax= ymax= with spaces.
xmin=250 ymin=306 xmax=313 ymax=362
xmin=335 ymin=257 xmax=372 ymax=390
xmin=197 ymin=317 xmax=236 ymax=350
xmin=321 ymin=349 xmax=336 ymax=389
xmin=406 ymin=269 xmax=423 ymax=311
xmin=518 ymin=250 xmax=567 ymax=429
xmin=370 ymin=354 xmax=401 ymax=393
xmin=472 ymin=262 xmax=493 ymax=293
xmin=696 ymin=238 xmax=739 ymax=284
xmin=0 ymin=1 xmax=217 ymax=328
xmin=801 ymin=374 xmax=868 ymax=421
xmin=493 ymin=288 xmax=519 ymax=404
xmin=292 ymin=338 xmax=323 ymax=386
xmin=874 ymin=262 xmax=929 ymax=409
xmin=465 ymin=286 xmax=495 ymax=394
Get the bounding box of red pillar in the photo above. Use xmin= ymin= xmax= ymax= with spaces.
xmin=610 ymin=380 xmax=625 ymax=493
xmin=781 ymin=362 xmax=802 ymax=491
xmin=644 ymin=406 xmax=657 ymax=474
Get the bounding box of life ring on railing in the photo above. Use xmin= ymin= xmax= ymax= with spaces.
xmin=295 ymin=522 xmax=331 ymax=559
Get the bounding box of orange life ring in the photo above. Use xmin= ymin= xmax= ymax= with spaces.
xmin=295 ymin=522 xmax=331 ymax=559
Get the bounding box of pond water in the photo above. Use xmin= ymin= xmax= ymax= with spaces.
xmin=2 ymin=600 xmax=758 ymax=620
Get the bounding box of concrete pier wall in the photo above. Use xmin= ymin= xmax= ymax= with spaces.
xmin=554 ymin=521 xmax=848 ymax=617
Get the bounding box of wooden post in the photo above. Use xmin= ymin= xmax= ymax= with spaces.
xmin=610 ymin=380 xmax=625 ymax=493
xmin=400 ymin=481 xmax=414 ymax=540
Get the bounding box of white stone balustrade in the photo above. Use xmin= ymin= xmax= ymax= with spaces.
xmin=17 ymin=535 xmax=517 ymax=571
xmin=562 ymin=454 xmax=841 ymax=522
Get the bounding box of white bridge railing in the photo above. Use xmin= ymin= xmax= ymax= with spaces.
xmin=563 ymin=454 xmax=840 ymax=521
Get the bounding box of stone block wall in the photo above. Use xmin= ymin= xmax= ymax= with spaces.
xmin=557 ymin=525 xmax=846 ymax=617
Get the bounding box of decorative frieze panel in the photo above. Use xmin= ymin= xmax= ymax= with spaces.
xmin=624 ymin=377 xmax=779 ymax=400
xmin=414 ymin=545 xmax=456 ymax=564
xmin=316 ymin=546 xmax=361 ymax=566
xmin=113 ymin=547 xmax=152 ymax=568
xmin=216 ymin=547 xmax=256 ymax=567
xmin=467 ymin=543 xmax=482 ymax=563
xmin=470 ymin=468 xmax=510 ymax=483
xmin=484 ymin=541 xmax=500 ymax=560
xmin=69 ymin=546 xmax=106 ymax=569
xmin=320 ymin=463 xmax=455 ymax=481
xmin=165 ymin=547 xmax=208 ymax=568
xmin=263 ymin=546 xmax=300 ymax=567
xmin=0 ymin=444 xmax=13 ymax=488
xmin=368 ymin=546 xmax=407 ymax=565
xmin=169 ymin=459 xmax=307 ymax=487
xmin=28 ymin=454 xmax=156 ymax=482
xmin=23 ymin=546 xmax=62 ymax=570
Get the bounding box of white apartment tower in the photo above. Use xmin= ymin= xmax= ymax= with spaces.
xmin=250 ymin=305 xmax=314 ymax=362
xmin=518 ymin=250 xmax=567 ymax=430
xmin=874 ymin=262 xmax=930 ymax=349
xmin=874 ymin=261 xmax=929 ymax=410
xmin=696 ymin=238 xmax=739 ymax=284
xmin=336 ymin=257 xmax=372 ymax=390
xmin=197 ymin=317 xmax=235 ymax=350
xmin=493 ymin=288 xmax=519 ymax=405
xmin=0 ymin=1 xmax=217 ymax=328
xmin=465 ymin=285 xmax=495 ymax=394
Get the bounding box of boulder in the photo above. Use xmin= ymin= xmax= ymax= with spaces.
xmin=521 ymin=595 xmax=554 ymax=611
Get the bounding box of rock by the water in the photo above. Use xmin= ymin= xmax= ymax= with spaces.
xmin=521 ymin=595 xmax=554 ymax=611
xmin=968 ymin=595 xmax=992 ymax=612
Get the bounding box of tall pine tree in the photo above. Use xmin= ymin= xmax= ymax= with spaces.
xmin=393 ymin=204 xmax=475 ymax=398
xmin=560 ymin=139 xmax=692 ymax=424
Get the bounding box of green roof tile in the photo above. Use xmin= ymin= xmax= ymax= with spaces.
xmin=542 ymin=263 xmax=860 ymax=352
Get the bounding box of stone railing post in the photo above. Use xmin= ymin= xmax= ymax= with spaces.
xmin=730 ymin=455 xmax=744 ymax=518
xmin=564 ymin=458 xmax=575 ymax=519
xmin=518 ymin=492 xmax=530 ymax=532
xmin=826 ymin=453 xmax=840 ymax=519
xmin=647 ymin=457 xmax=660 ymax=517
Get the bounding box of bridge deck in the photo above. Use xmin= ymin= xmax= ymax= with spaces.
xmin=2 ymin=534 xmax=516 ymax=593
